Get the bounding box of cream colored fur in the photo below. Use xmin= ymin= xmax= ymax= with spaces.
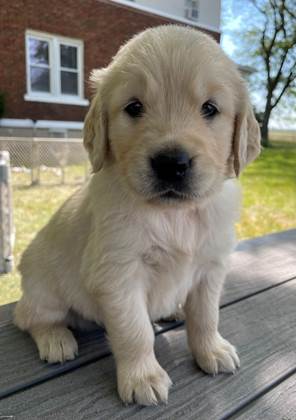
xmin=14 ymin=25 xmax=261 ymax=406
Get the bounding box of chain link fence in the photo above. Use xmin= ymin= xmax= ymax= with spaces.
xmin=0 ymin=137 xmax=90 ymax=186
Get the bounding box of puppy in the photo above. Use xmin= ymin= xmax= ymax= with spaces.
xmin=15 ymin=25 xmax=261 ymax=405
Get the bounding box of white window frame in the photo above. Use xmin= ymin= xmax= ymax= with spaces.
xmin=24 ymin=30 xmax=89 ymax=106
xmin=185 ymin=0 xmax=199 ymax=22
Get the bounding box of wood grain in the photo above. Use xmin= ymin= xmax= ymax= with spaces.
xmin=0 ymin=318 xmax=181 ymax=399
xmin=1 ymin=278 xmax=296 ymax=420
xmin=232 ymin=373 xmax=296 ymax=419
xmin=224 ymin=229 xmax=296 ymax=303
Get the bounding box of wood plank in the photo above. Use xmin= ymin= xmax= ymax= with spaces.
xmin=232 ymin=373 xmax=296 ymax=419
xmin=0 ymin=323 xmax=109 ymax=399
xmin=0 ymin=319 xmax=180 ymax=400
xmin=0 ymin=229 xmax=295 ymax=400
xmin=224 ymin=228 xmax=296 ymax=303
xmin=0 ymin=301 xmax=13 ymax=326
xmin=1 ymin=278 xmax=296 ymax=419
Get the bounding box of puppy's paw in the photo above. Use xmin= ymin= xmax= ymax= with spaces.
xmin=117 ymin=357 xmax=172 ymax=406
xmin=192 ymin=333 xmax=240 ymax=375
xmin=33 ymin=326 xmax=78 ymax=364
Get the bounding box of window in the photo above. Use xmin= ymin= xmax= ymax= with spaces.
xmin=185 ymin=0 xmax=199 ymax=21
xmin=25 ymin=31 xmax=88 ymax=106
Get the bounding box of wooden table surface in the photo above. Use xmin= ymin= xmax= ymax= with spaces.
xmin=0 ymin=229 xmax=296 ymax=419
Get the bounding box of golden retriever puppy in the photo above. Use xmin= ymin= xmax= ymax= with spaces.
xmin=15 ymin=25 xmax=260 ymax=405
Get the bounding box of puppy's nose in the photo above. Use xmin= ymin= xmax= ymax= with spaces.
xmin=150 ymin=148 xmax=191 ymax=183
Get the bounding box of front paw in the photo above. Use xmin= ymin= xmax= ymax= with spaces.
xmin=192 ymin=333 xmax=240 ymax=375
xmin=33 ymin=326 xmax=78 ymax=364
xmin=117 ymin=357 xmax=172 ymax=406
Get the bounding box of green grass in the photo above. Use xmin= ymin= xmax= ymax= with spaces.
xmin=0 ymin=182 xmax=78 ymax=305
xmin=238 ymin=141 xmax=296 ymax=238
xmin=0 ymin=141 xmax=295 ymax=305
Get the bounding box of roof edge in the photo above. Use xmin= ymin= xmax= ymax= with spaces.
xmin=103 ymin=0 xmax=221 ymax=34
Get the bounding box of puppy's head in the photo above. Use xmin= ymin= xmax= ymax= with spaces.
xmin=84 ymin=25 xmax=261 ymax=205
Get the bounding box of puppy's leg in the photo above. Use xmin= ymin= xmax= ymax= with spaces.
xmin=94 ymin=267 xmax=172 ymax=405
xmin=185 ymin=264 xmax=240 ymax=375
xmin=14 ymin=293 xmax=78 ymax=364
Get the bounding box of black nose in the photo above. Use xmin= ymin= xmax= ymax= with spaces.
xmin=150 ymin=148 xmax=191 ymax=183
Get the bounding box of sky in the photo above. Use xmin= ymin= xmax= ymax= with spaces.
xmin=220 ymin=0 xmax=245 ymax=57
xmin=220 ymin=0 xmax=296 ymax=130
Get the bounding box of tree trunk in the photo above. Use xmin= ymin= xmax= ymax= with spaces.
xmin=261 ymin=117 xmax=269 ymax=147
xmin=261 ymin=93 xmax=272 ymax=147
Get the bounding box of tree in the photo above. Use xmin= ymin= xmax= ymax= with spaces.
xmin=253 ymin=0 xmax=296 ymax=146
xmin=222 ymin=0 xmax=296 ymax=147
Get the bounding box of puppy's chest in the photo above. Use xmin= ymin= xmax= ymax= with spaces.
xmin=141 ymin=215 xmax=201 ymax=320
xmin=143 ymin=244 xmax=195 ymax=320
xmin=143 ymin=210 xmax=201 ymax=261
xmin=142 ymin=244 xmax=184 ymax=269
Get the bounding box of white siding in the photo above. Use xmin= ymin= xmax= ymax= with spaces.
xmin=112 ymin=0 xmax=221 ymax=32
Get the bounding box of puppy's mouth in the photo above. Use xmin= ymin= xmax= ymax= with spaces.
xmin=159 ymin=190 xmax=186 ymax=200
xmin=150 ymin=189 xmax=194 ymax=202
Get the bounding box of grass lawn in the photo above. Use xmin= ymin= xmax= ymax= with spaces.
xmin=238 ymin=140 xmax=296 ymax=238
xmin=0 ymin=140 xmax=295 ymax=305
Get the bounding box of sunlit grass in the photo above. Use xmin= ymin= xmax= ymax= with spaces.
xmin=238 ymin=141 xmax=296 ymax=238
xmin=0 ymin=141 xmax=295 ymax=305
xmin=0 ymin=168 xmax=81 ymax=305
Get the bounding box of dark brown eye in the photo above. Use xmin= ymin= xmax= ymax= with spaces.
xmin=201 ymin=101 xmax=219 ymax=119
xmin=124 ymin=99 xmax=143 ymax=118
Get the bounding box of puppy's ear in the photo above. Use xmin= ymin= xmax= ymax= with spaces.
xmin=83 ymin=69 xmax=108 ymax=172
xmin=232 ymin=87 xmax=261 ymax=176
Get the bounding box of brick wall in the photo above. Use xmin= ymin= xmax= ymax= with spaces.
xmin=0 ymin=0 xmax=220 ymax=122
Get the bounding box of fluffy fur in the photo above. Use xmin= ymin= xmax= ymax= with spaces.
xmin=14 ymin=25 xmax=261 ymax=405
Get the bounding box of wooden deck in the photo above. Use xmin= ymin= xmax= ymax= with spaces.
xmin=0 ymin=229 xmax=295 ymax=419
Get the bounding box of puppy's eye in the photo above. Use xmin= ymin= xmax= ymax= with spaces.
xmin=201 ymin=101 xmax=219 ymax=119
xmin=124 ymin=99 xmax=144 ymax=118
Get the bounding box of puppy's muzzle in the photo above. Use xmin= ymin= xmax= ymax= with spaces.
xmin=149 ymin=147 xmax=193 ymax=201
xmin=150 ymin=147 xmax=192 ymax=186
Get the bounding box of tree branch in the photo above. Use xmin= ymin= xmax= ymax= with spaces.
xmin=269 ymin=2 xmax=289 ymax=90
xmin=284 ymin=2 xmax=296 ymax=20
xmin=271 ymin=68 xmax=296 ymax=109
xmin=251 ymin=0 xmax=265 ymax=14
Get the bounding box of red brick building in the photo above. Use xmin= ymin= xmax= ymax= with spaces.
xmin=0 ymin=0 xmax=220 ymax=137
